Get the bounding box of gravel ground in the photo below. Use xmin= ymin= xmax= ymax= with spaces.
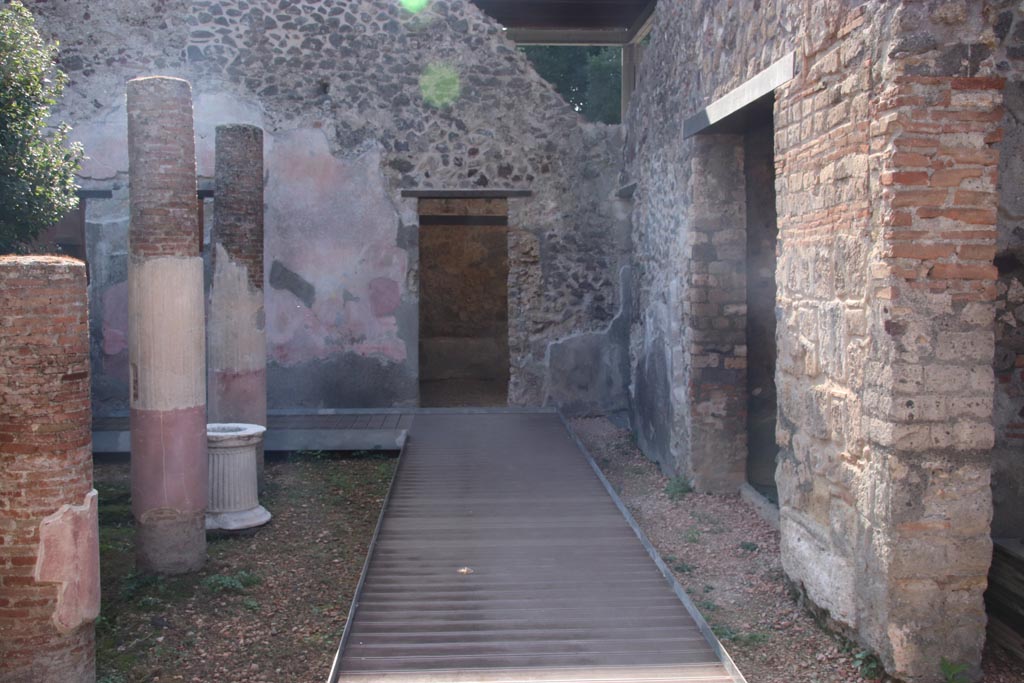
xmin=570 ymin=417 xmax=1024 ymax=683
xmin=93 ymin=451 xmax=395 ymax=683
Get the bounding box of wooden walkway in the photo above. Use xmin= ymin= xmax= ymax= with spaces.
xmin=330 ymin=412 xmax=742 ymax=683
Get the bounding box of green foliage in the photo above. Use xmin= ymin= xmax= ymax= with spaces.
xmin=663 ymin=554 xmax=694 ymax=574
xmin=853 ymin=650 xmax=884 ymax=679
xmin=0 ymin=2 xmax=82 ymax=253
xmin=520 ymin=45 xmax=621 ymax=124
xmin=739 ymin=541 xmax=759 ymax=552
xmin=664 ymin=476 xmax=693 ymax=500
xmin=711 ymin=623 xmax=769 ymax=646
xmin=201 ymin=570 xmax=261 ymax=595
xmin=683 ymin=527 xmax=701 ymax=544
xmin=696 ymin=599 xmax=717 ymax=612
xmin=940 ymin=658 xmax=969 ymax=683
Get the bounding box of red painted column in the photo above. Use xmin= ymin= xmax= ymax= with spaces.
xmin=209 ymin=124 xmax=267 ymax=484
xmin=127 ymin=76 xmax=207 ymax=573
xmin=0 ymin=256 xmax=99 ymax=683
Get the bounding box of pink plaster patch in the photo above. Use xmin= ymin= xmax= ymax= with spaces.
xmin=368 ymin=277 xmax=401 ymax=317
xmin=34 ymin=490 xmax=101 ymax=634
xmin=130 ymin=406 xmax=208 ymax=516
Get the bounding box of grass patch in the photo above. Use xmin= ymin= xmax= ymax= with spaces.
xmin=711 ymin=624 xmax=770 ymax=646
xmin=663 ymin=554 xmax=694 ymax=574
xmin=664 ymin=476 xmax=692 ymax=501
xmin=201 ymin=570 xmax=261 ymax=595
xmin=853 ymin=650 xmax=884 ymax=679
xmin=683 ymin=527 xmax=702 ymax=544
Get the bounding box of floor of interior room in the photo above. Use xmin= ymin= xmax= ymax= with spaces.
xmin=419 ymin=378 xmax=508 ymax=408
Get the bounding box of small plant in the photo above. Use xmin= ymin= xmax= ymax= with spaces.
xmin=137 ymin=596 xmax=161 ymax=609
xmin=242 ymin=598 xmax=260 ymax=612
xmin=711 ymin=623 xmax=769 ymax=646
xmin=683 ymin=527 xmax=702 ymax=544
xmin=202 ymin=570 xmax=261 ymax=595
xmin=696 ymin=599 xmax=718 ymax=612
xmin=853 ymin=649 xmax=884 ymax=680
xmin=663 ymin=554 xmax=694 ymax=574
xmin=733 ymin=631 xmax=770 ymax=646
xmin=739 ymin=541 xmax=759 ymax=552
xmin=118 ymin=572 xmax=161 ymax=601
xmin=940 ymin=658 xmax=969 ymax=683
xmin=664 ymin=476 xmax=693 ymax=500
xmin=712 ymin=624 xmax=737 ymax=640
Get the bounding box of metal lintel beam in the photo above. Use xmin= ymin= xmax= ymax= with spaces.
xmin=683 ymin=51 xmax=795 ymax=138
xmin=506 ymin=27 xmax=630 ymax=45
xmin=401 ymin=189 xmax=533 ymax=198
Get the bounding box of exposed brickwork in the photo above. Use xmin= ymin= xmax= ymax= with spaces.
xmin=628 ymin=1 xmax=1005 ymax=680
xmin=126 ymin=77 xmax=199 ymax=259
xmin=213 ymin=124 xmax=264 ymax=291
xmin=0 ymin=256 xmax=96 ymax=683
xmin=127 ymin=76 xmax=207 ymax=574
xmin=682 ymin=135 xmax=748 ymax=491
xmin=989 ymin=2 xmax=1024 ymax=540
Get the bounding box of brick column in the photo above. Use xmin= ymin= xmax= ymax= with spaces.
xmin=683 ymin=135 xmax=748 ymax=492
xmin=0 ymin=256 xmax=98 ymax=683
xmin=127 ymin=76 xmax=206 ymax=574
xmin=209 ymin=124 xmax=266 ymax=484
xmin=862 ymin=73 xmax=1002 ymax=681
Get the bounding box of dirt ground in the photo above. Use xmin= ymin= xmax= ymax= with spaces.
xmin=93 ymin=420 xmax=1023 ymax=683
xmin=93 ymin=451 xmax=395 ymax=683
xmin=570 ymin=417 xmax=1024 ymax=683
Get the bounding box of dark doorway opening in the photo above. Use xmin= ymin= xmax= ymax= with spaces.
xmin=744 ymin=119 xmax=779 ymax=503
xmin=418 ymin=198 xmax=510 ymax=407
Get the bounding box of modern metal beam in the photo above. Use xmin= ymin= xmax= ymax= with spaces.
xmin=683 ymin=51 xmax=795 ymax=138
xmin=401 ymin=188 xmax=533 ymax=198
xmin=507 ymin=27 xmax=631 ymax=45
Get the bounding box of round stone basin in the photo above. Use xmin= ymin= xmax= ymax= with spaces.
xmin=206 ymin=423 xmax=270 ymax=531
xmin=206 ymin=422 xmax=266 ymax=448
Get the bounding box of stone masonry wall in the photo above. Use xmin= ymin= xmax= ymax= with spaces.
xmin=989 ymin=3 xmax=1024 ymax=539
xmin=29 ymin=0 xmax=627 ymax=413
xmin=627 ymin=1 xmax=1008 ymax=679
xmin=0 ymin=256 xmax=99 ymax=683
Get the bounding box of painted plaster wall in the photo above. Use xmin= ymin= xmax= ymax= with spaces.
xmin=32 ymin=0 xmax=627 ymax=413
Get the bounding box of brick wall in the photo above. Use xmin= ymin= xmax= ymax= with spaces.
xmin=213 ymin=124 xmax=264 ymax=291
xmin=126 ymin=77 xmax=200 ymax=259
xmin=0 ymin=256 xmax=97 ymax=682
xmin=989 ymin=3 xmax=1024 ymax=539
xmin=627 ymin=1 xmax=1005 ymax=679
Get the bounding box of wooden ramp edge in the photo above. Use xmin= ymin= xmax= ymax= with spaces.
xmin=328 ymin=411 xmax=746 ymax=683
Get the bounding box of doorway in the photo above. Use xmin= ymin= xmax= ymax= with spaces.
xmin=744 ymin=120 xmax=779 ymax=502
xmin=418 ymin=198 xmax=510 ymax=407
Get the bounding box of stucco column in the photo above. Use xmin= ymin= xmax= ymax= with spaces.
xmin=209 ymin=124 xmax=267 ymax=484
xmin=127 ymin=76 xmax=207 ymax=574
xmin=0 ymin=256 xmax=99 ymax=683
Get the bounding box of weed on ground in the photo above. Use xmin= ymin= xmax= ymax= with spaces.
xmin=94 ymin=450 xmax=395 ymax=683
